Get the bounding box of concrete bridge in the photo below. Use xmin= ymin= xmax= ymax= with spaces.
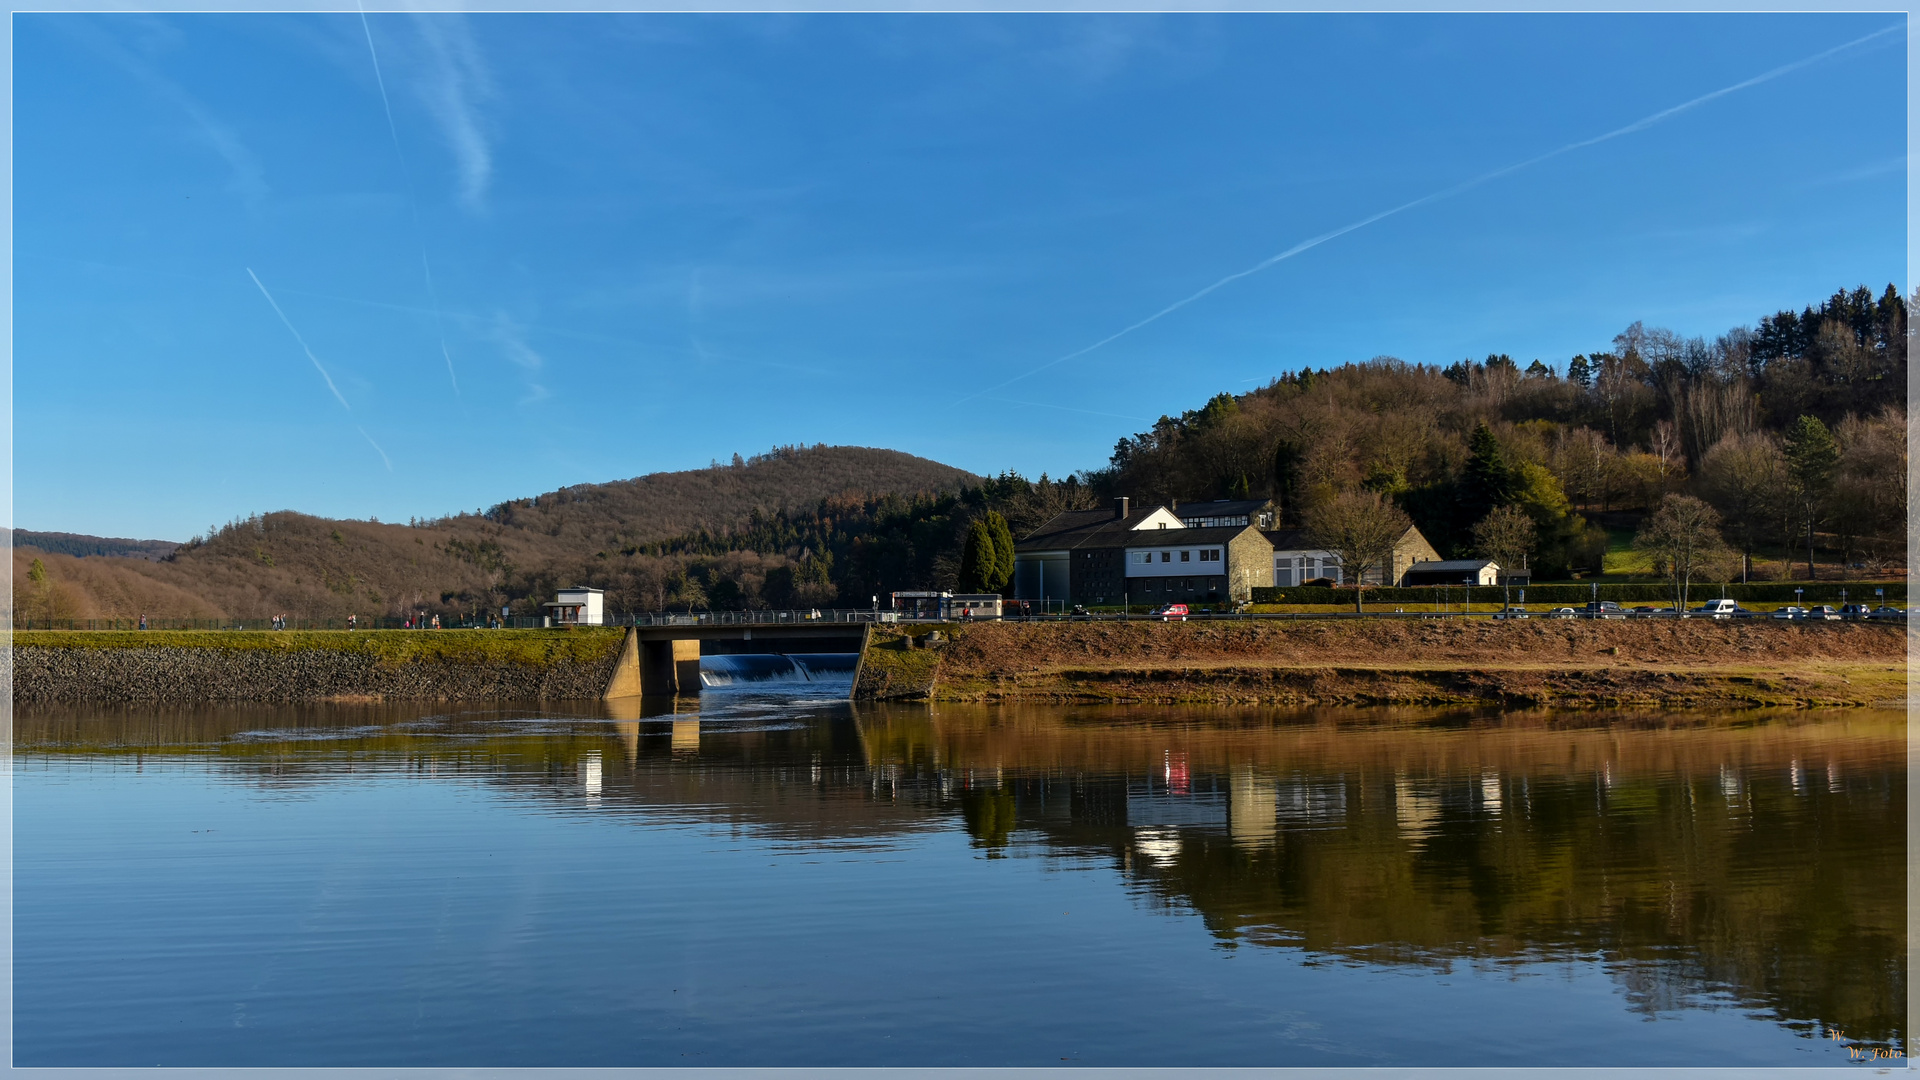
xmin=604 ymin=623 xmax=870 ymax=699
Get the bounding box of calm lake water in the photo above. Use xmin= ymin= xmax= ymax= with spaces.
xmin=14 ymin=669 xmax=1906 ymax=1067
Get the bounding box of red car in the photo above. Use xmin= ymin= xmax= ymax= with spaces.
xmin=1151 ymin=603 xmax=1189 ymax=621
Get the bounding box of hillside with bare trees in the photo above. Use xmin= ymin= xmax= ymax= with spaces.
xmin=14 ymin=445 xmax=978 ymax=623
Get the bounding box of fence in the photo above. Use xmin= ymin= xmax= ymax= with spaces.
xmin=12 ymin=593 xmax=1906 ymax=634
xmin=11 ymin=609 xmax=903 ymax=633
xmin=1249 ymin=581 xmax=1907 ymax=607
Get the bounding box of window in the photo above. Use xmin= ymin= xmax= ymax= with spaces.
xmin=1161 ymin=551 xmax=1171 ymax=562
xmin=1180 ymin=550 xmax=1191 ymax=562
xmin=1199 ymin=549 xmax=1220 ymax=562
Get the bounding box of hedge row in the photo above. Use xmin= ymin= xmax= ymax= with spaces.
xmin=1249 ymin=582 xmax=1906 ymax=606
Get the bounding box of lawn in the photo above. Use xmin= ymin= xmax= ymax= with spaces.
xmin=1601 ymin=527 xmax=1654 ymax=576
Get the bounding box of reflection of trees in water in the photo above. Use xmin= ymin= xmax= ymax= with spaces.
xmin=862 ymin=705 xmax=1906 ymax=1050
xmin=19 ymin=700 xmax=1904 ymax=1049
xmin=959 ymin=788 xmax=1018 ymax=851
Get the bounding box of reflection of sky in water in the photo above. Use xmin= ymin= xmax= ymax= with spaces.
xmin=13 ymin=702 xmax=1904 ymax=1068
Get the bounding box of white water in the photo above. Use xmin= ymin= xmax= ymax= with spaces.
xmin=698 ymin=652 xmax=858 ymax=689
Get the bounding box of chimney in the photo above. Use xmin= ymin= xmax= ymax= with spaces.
xmin=1115 ymin=497 xmax=1130 ymax=520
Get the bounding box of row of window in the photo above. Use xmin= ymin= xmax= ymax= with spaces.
xmin=1129 ymin=548 xmax=1223 ymax=564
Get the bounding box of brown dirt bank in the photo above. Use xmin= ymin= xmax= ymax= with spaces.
xmin=859 ymin=619 xmax=1908 ymax=708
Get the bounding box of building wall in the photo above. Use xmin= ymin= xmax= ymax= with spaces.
xmin=1123 ymin=543 xmax=1226 ymax=578
xmin=1388 ymin=529 xmax=1443 ymax=586
xmin=1125 ymin=573 xmax=1229 ymax=605
xmin=1272 ymin=549 xmax=1343 ymax=586
xmin=1069 ymin=547 xmax=1127 ymax=604
xmin=1226 ymin=528 xmax=1274 ymax=601
xmin=1013 ymin=552 xmax=1071 ymax=603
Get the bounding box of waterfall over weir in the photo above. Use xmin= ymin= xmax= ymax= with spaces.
xmin=698 ymin=653 xmax=859 ymax=689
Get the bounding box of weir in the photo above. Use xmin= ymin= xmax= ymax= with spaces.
xmin=603 ymin=624 xmax=870 ymax=700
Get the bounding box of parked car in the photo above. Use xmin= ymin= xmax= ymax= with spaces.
xmin=1805 ymin=605 xmax=1841 ymax=621
xmin=1582 ymin=601 xmax=1626 ymax=619
xmin=1630 ymin=605 xmax=1665 ymax=615
xmin=1771 ymin=606 xmax=1806 ymax=620
xmin=1871 ymin=606 xmax=1906 ymax=621
xmin=1549 ymin=607 xmax=1578 ymax=619
xmin=1690 ymin=599 xmax=1753 ymax=619
xmin=1150 ymin=604 xmax=1189 ymax=622
xmin=1838 ymin=604 xmax=1875 ymax=620
xmin=1493 ymin=606 xmax=1530 ymax=620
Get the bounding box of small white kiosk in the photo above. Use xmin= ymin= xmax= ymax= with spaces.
xmin=544 ymin=586 xmax=606 ymax=626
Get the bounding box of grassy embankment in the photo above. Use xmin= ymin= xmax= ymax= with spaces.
xmin=856 ymin=619 xmax=1907 ymax=708
xmin=12 ymin=628 xmax=630 ymax=667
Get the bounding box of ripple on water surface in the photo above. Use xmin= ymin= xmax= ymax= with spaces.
xmin=13 ymin=697 xmax=1904 ymax=1067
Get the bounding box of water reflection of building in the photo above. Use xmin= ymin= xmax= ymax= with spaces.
xmin=18 ymin=700 xmax=1905 ymax=1053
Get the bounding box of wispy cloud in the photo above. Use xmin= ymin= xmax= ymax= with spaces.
xmin=247 ymin=268 xmax=350 ymax=410
xmin=957 ymin=21 xmax=1902 ymax=405
xmin=359 ymin=7 xmax=461 ymax=395
xmin=357 ymin=426 xmax=394 ymax=472
xmin=60 ymin=20 xmax=267 ymax=204
xmin=410 ymin=14 xmax=495 ymax=212
xmin=492 ymin=313 xmax=550 ymax=403
xmin=1804 ymin=154 xmax=1908 ymax=188
xmin=980 ymin=396 xmax=1150 ymax=423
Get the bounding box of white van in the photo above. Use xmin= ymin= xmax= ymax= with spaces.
xmin=1690 ymin=599 xmax=1751 ymax=619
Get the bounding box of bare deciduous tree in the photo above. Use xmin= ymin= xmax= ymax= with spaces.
xmin=1697 ymin=431 xmax=1786 ymax=582
xmin=1305 ymin=490 xmax=1412 ymax=612
xmin=1634 ymin=494 xmax=1730 ymax=610
xmin=1470 ymin=504 xmax=1536 ymax=576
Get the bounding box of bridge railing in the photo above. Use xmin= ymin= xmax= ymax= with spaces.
xmin=606 ymin=609 xmax=898 ymax=627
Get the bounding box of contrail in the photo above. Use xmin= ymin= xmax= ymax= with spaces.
xmin=357 ymin=426 xmax=394 ymax=472
xmin=247 ymin=267 xmax=351 ymax=410
xmin=958 ymin=22 xmax=1902 ymax=404
xmin=360 ymin=5 xmax=460 ymax=396
xmin=980 ymin=396 xmax=1151 ymax=423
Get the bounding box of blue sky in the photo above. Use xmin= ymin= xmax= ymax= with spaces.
xmin=15 ymin=13 xmax=1905 ymax=540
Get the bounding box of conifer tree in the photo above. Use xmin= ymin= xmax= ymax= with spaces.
xmin=1783 ymin=415 xmax=1840 ymax=579
xmin=958 ymin=520 xmax=997 ymax=593
xmin=981 ymin=511 xmax=1015 ymax=592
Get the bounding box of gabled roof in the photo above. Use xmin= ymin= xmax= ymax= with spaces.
xmin=1264 ymin=523 xmax=1436 ymax=554
xmin=1123 ymin=525 xmax=1259 ymax=547
xmin=1016 ymin=508 xmax=1257 ymax=553
xmin=1407 ymin=559 xmax=1499 ymax=572
xmin=1177 ymin=498 xmax=1273 ymax=518
xmin=1263 ymin=528 xmax=1315 ymax=551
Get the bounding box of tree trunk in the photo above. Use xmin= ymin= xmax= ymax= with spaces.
xmin=1806 ymin=520 xmax=1817 ymax=581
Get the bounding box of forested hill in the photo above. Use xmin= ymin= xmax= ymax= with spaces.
xmin=16 ymin=285 xmax=1907 ymax=622
xmin=624 ymin=282 xmax=1907 ymax=601
xmin=14 ymin=445 xmax=979 ymax=621
xmin=12 ymin=530 xmax=179 ymax=561
xmin=477 ymin=444 xmax=979 ymax=551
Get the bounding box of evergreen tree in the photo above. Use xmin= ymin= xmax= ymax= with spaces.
xmin=1783 ymin=414 xmax=1840 ymax=579
xmin=958 ymin=520 xmax=997 ymax=593
xmin=1459 ymin=422 xmax=1517 ymax=529
xmin=981 ymin=511 xmax=1015 ymax=591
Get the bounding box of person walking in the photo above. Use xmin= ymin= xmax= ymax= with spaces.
xmin=139 ymin=613 xmax=148 ymax=631
xmin=348 ymin=613 xmax=357 ymax=631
